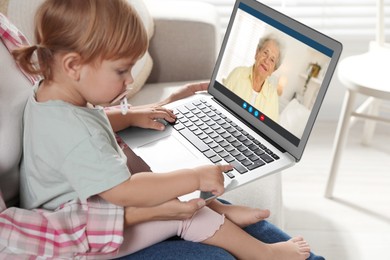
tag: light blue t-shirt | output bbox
[20,85,130,210]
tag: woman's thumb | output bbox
[188,198,206,209]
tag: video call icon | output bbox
[242,102,265,121]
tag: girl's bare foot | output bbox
[265,236,311,260]
[208,200,270,227]
[202,218,311,260]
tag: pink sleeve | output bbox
[0,194,124,259]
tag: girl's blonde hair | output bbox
[12,0,148,80]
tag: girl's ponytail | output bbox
[12,44,52,80]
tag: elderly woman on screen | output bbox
[224,34,284,122]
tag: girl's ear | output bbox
[62,52,82,81]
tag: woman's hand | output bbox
[151,198,206,220]
[161,82,209,105]
[124,198,206,226]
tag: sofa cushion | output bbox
[6,0,154,99]
[0,35,32,206]
[124,0,154,99]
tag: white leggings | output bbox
[115,206,225,257]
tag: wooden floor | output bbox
[282,120,390,260]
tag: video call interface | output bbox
[214,2,333,146]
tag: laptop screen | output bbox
[208,0,342,161]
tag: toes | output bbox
[290,236,304,243]
[297,240,309,246]
[296,240,311,253]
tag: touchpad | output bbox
[134,134,207,173]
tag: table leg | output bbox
[325,89,357,198]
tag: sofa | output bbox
[0,0,283,255]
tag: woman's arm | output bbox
[157,82,209,107]
[124,198,206,226]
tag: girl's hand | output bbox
[127,106,176,130]
[193,164,233,197]
[106,82,208,132]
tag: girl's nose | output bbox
[125,73,134,85]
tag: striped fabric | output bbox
[0,195,124,259]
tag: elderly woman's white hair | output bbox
[256,34,285,70]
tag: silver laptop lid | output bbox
[208,0,342,161]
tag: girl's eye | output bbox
[117,69,129,75]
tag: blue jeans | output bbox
[116,200,325,260]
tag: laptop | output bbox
[118,0,342,201]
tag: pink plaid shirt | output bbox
[0,13,125,259]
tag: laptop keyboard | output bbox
[172,99,280,179]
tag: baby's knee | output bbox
[179,207,225,242]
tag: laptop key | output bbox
[210,155,222,163]
[173,122,185,131]
[241,159,252,167]
[188,125,197,132]
[235,154,246,161]
[224,155,235,163]
[208,141,218,149]
[230,149,240,156]
[204,150,216,158]
[248,154,259,162]
[230,160,248,174]
[247,160,265,170]
[193,129,203,135]
[179,128,209,152]
[213,146,224,153]
[224,171,235,179]
[254,149,265,156]
[260,153,274,163]
[218,150,229,158]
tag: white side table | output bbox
[324,43,390,198]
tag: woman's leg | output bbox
[116,220,324,260]
[116,201,320,260]
[115,239,235,260]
